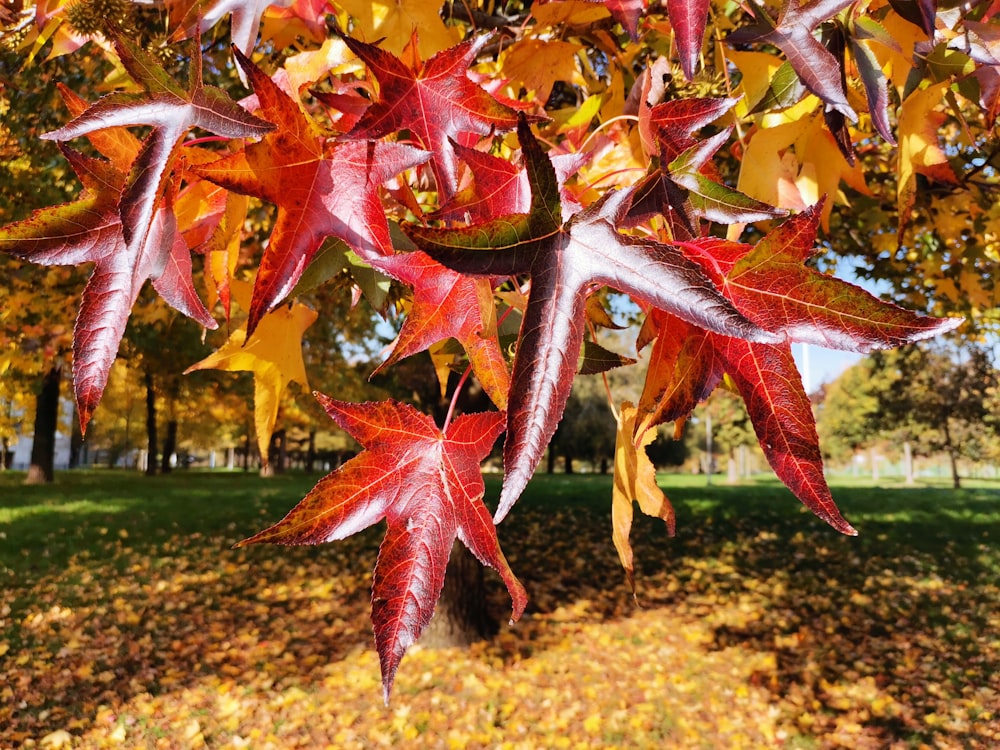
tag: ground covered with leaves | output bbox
[2,471,998,748]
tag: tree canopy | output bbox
[0,0,993,698]
[818,341,1000,486]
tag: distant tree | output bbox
[869,343,998,488]
[550,376,617,474]
[681,389,758,482]
[644,432,688,470]
[815,359,884,473]
[123,302,213,473]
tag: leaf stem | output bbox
[443,362,473,432]
[444,298,518,432]
[183,135,229,147]
[587,315,620,422]
[579,115,639,152]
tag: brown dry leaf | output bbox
[611,401,675,592]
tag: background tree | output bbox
[0,258,78,481]
[678,390,757,481]
[814,358,888,477]
[122,301,214,473]
[817,342,1000,484]
[869,342,998,488]
[83,359,144,468]
[549,375,617,474]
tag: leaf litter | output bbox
[2,486,998,749]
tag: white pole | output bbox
[801,343,812,394]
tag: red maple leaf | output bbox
[637,205,961,534]
[628,97,785,237]
[407,116,776,522]
[0,147,216,432]
[369,250,511,409]
[237,394,526,702]
[43,36,274,278]
[667,0,711,79]
[707,202,961,350]
[342,33,523,201]
[434,139,587,224]
[640,310,858,533]
[589,0,648,40]
[193,49,430,335]
[167,0,302,77]
[368,144,586,411]
[729,0,857,120]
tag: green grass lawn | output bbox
[2,469,998,748]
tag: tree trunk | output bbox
[704,410,713,486]
[267,430,288,474]
[0,398,9,470]
[144,370,158,476]
[903,441,914,485]
[727,448,738,484]
[740,444,753,479]
[420,540,497,648]
[262,428,286,476]
[563,450,574,474]
[305,429,316,473]
[160,419,177,474]
[942,419,961,489]
[68,400,83,469]
[25,365,61,485]
[547,447,556,474]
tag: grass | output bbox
[2,468,999,748]
[0,470,319,578]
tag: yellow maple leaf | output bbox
[870,8,928,98]
[499,38,584,105]
[282,37,356,95]
[202,193,248,316]
[792,113,870,230]
[737,118,810,214]
[727,50,785,116]
[531,0,611,28]
[335,0,459,59]
[186,281,317,464]
[612,402,675,593]
[929,193,973,239]
[426,338,459,400]
[961,269,994,311]
[897,82,959,235]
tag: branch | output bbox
[445,2,528,30]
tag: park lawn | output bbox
[1,470,998,749]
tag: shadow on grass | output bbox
[494,477,1000,746]
[2,471,998,746]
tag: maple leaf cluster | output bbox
[0,0,977,698]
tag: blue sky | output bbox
[792,343,859,395]
[789,253,907,394]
